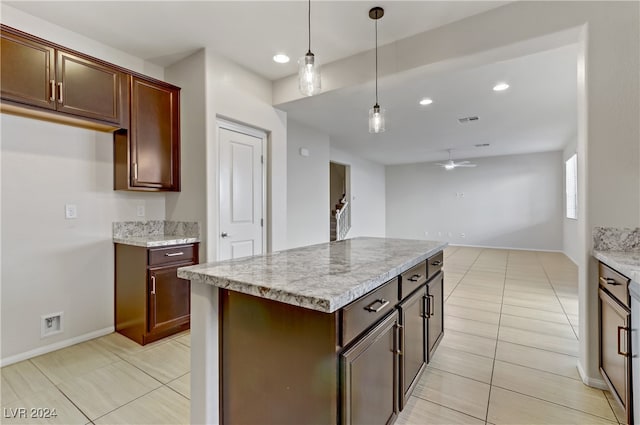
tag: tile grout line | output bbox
[410,393,488,423]
[443,248,485,303]
[490,383,620,423]
[483,248,509,423]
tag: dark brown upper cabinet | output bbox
[1,26,124,128]
[114,77,180,192]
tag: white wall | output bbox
[165,50,207,261]
[563,138,580,264]
[330,147,386,238]
[287,120,330,249]
[386,152,564,251]
[1,115,166,364]
[0,6,169,364]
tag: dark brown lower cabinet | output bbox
[341,311,400,425]
[599,287,632,422]
[399,288,426,409]
[148,265,191,335]
[115,243,198,345]
[218,251,445,425]
[427,271,444,360]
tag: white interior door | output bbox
[218,126,264,261]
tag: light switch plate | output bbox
[65,204,78,219]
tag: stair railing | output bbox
[335,201,351,241]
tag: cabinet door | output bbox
[341,311,399,425]
[426,272,444,361]
[599,287,631,421]
[148,264,191,335]
[130,77,180,191]
[398,287,426,409]
[56,50,122,124]
[1,29,55,110]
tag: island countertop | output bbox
[177,237,447,313]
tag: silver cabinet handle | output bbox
[221,232,229,238]
[133,163,138,180]
[599,276,620,286]
[364,299,389,313]
[618,326,629,356]
[165,252,184,257]
[394,323,403,355]
[408,274,422,282]
[431,260,442,266]
[151,275,156,295]
[49,80,55,101]
[57,82,63,103]
[423,295,430,318]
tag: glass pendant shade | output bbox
[368,104,386,133]
[298,52,321,96]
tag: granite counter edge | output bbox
[178,243,447,313]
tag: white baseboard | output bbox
[576,359,608,389]
[449,243,564,253]
[1,326,114,367]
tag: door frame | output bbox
[216,118,267,261]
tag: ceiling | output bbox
[5,1,577,165]
[280,44,578,164]
[5,1,508,80]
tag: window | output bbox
[566,154,577,219]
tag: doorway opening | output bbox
[329,161,351,241]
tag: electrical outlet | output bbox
[136,205,146,217]
[65,204,77,219]
[41,312,64,338]
[424,231,429,237]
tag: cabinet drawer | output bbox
[599,263,630,308]
[342,278,398,346]
[149,244,196,266]
[427,251,444,280]
[400,262,427,299]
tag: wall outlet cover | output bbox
[41,312,64,338]
[65,204,78,219]
[136,205,146,217]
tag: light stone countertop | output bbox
[112,220,200,248]
[178,237,447,313]
[113,235,200,248]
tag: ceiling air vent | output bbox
[458,116,479,124]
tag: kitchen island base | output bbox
[180,238,447,425]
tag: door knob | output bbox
[221,232,229,238]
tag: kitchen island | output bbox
[178,237,447,425]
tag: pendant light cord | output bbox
[375,17,378,105]
[307,0,312,54]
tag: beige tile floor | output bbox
[0,247,624,424]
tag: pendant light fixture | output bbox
[298,0,321,96]
[368,7,385,133]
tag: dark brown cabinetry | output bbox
[1,26,124,127]
[115,242,198,345]
[598,262,632,424]
[114,77,180,191]
[219,250,445,425]
[398,288,426,408]
[341,311,399,425]
[426,271,444,360]
[1,25,182,192]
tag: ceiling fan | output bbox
[436,149,477,170]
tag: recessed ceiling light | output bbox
[493,82,510,91]
[273,54,290,64]
[419,98,433,106]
